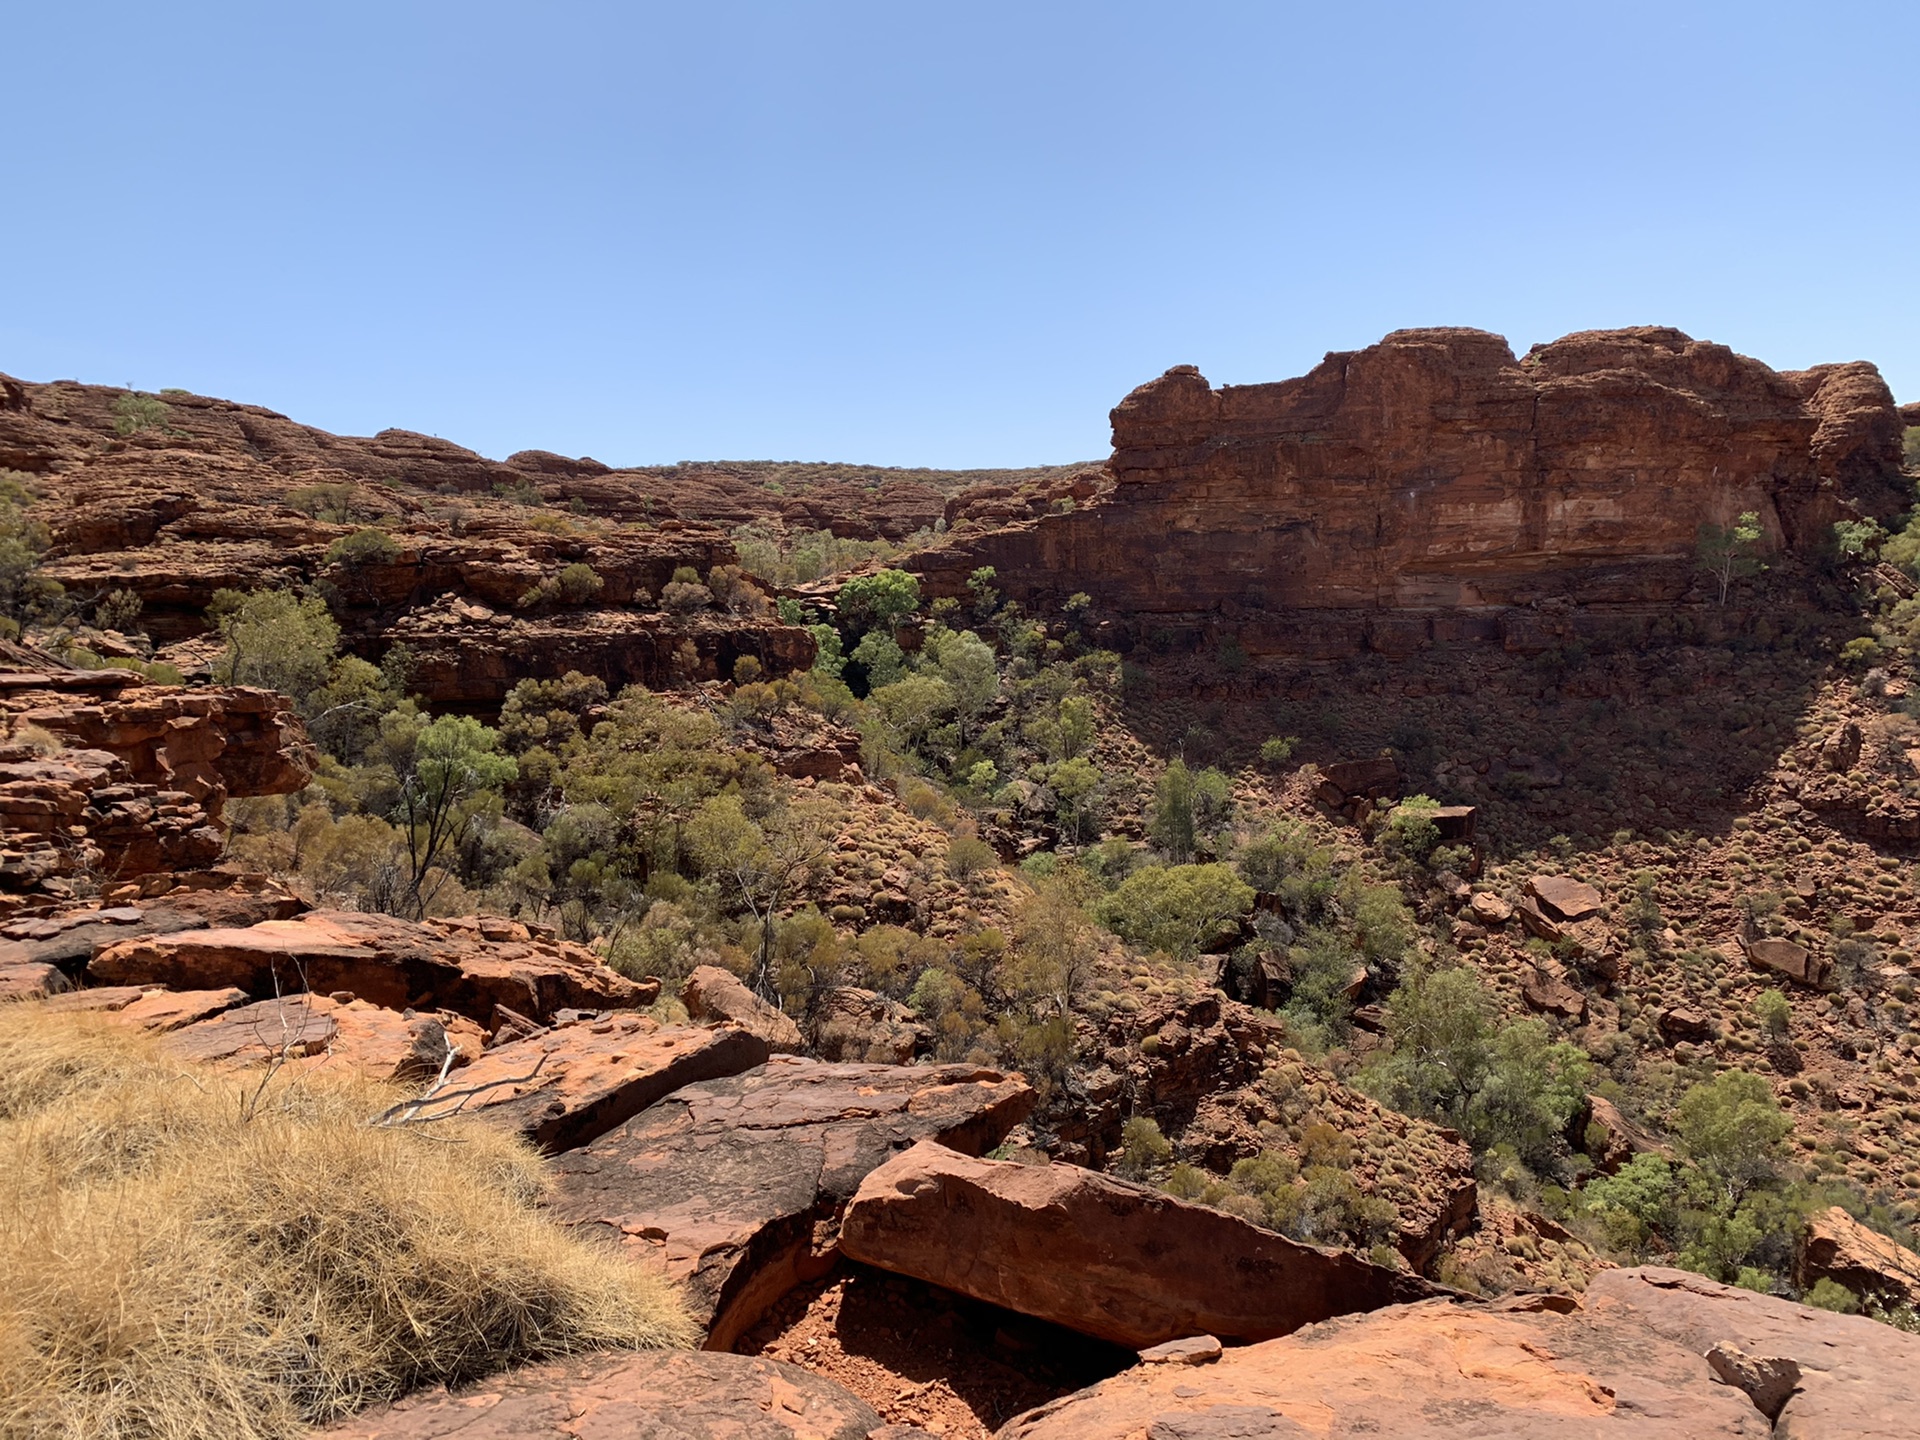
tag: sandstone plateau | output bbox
[906,327,1909,658]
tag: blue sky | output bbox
[3,2,1915,468]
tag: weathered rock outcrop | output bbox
[319,1349,884,1440]
[906,328,1909,657]
[682,963,805,1053]
[88,909,651,1025]
[998,1268,1920,1440]
[840,1142,1444,1349]
[1796,1205,1920,1307]
[0,374,1100,703]
[548,1055,1035,1347]
[0,665,311,906]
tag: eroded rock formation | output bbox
[908,327,1909,657]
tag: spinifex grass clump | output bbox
[0,1007,693,1440]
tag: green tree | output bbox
[686,794,834,998]
[848,631,905,690]
[1675,1069,1791,1203]
[930,629,999,743]
[1832,518,1887,562]
[394,715,518,918]
[324,528,401,567]
[1381,794,1443,870]
[209,589,341,707]
[111,391,170,437]
[1697,511,1765,605]
[1149,759,1197,861]
[836,568,921,636]
[1048,756,1102,840]
[1097,862,1253,960]
[0,473,61,626]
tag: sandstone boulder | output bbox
[1746,936,1831,988]
[840,1142,1443,1350]
[1579,1094,1667,1174]
[1527,874,1604,922]
[1796,1205,1920,1308]
[995,1288,1767,1440]
[1000,1269,1920,1440]
[319,1349,882,1440]
[1469,891,1513,924]
[1522,965,1586,1020]
[682,964,803,1053]
[89,910,653,1025]
[547,1055,1035,1347]
[443,1014,770,1152]
[1657,1005,1715,1043]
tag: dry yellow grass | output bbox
[0,1005,694,1440]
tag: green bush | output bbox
[1097,863,1253,960]
[324,528,400,567]
[110,391,170,437]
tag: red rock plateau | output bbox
[907,327,1910,657]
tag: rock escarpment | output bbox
[908,327,1909,657]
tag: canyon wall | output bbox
[909,327,1910,655]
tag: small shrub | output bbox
[555,562,604,605]
[1259,735,1298,768]
[1115,1115,1172,1178]
[92,587,144,633]
[324,528,401,567]
[110,392,171,437]
[945,835,997,883]
[1804,1277,1863,1313]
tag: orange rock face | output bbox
[1796,1204,1920,1307]
[88,909,652,1024]
[840,1141,1445,1350]
[319,1350,883,1440]
[1000,1268,1920,1440]
[908,328,1908,657]
[0,664,311,905]
[1,374,819,702]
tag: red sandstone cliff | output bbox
[907,327,1910,656]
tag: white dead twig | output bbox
[368,1050,547,1129]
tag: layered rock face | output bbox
[907,328,1909,656]
[0,665,311,912]
[0,375,816,702]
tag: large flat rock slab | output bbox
[994,1288,1783,1440]
[89,909,653,1024]
[320,1348,883,1440]
[1586,1266,1920,1438]
[450,1016,770,1153]
[46,982,250,1031]
[548,1055,1036,1347]
[841,1141,1442,1350]
[160,992,482,1082]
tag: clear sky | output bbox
[3,2,1915,469]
